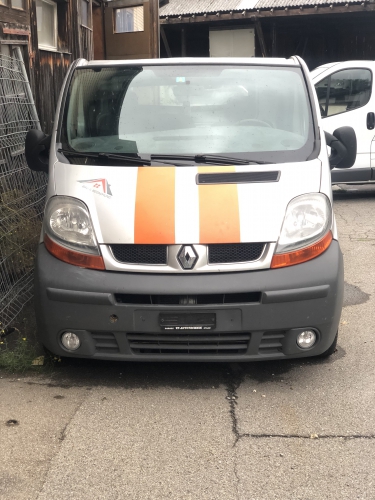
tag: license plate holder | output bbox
[159,313,216,331]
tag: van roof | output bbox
[81,57,299,68]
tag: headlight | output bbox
[276,193,332,254]
[44,196,99,255]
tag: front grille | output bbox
[208,243,265,264]
[128,332,250,355]
[258,331,285,355]
[109,243,265,266]
[110,244,167,265]
[91,332,120,354]
[115,292,261,305]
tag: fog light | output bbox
[61,332,80,351]
[296,330,317,349]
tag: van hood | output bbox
[53,160,322,245]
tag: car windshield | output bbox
[61,64,315,164]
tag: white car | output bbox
[312,60,374,183]
[25,57,356,362]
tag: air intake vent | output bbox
[115,292,261,305]
[91,332,120,354]
[197,171,280,184]
[110,244,167,265]
[258,331,285,355]
[128,332,250,355]
[208,243,265,264]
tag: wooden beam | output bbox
[254,19,267,57]
[160,25,172,57]
[181,27,186,56]
[0,40,28,45]
[271,22,277,56]
[2,28,31,36]
[160,4,375,24]
[149,0,160,58]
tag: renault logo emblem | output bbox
[177,245,198,270]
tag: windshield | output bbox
[61,64,315,164]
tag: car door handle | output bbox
[367,112,375,130]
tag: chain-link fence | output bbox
[0,50,47,329]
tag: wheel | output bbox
[319,331,338,358]
[236,119,272,127]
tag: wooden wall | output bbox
[27,0,94,133]
[160,12,375,70]
[0,0,94,134]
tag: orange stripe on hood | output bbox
[198,166,240,244]
[134,167,175,244]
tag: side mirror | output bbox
[25,129,51,173]
[324,126,356,169]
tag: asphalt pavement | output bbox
[1,183,375,500]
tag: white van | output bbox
[25,57,356,362]
[312,60,374,183]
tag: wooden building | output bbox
[0,0,94,133]
[0,0,165,132]
[159,0,375,70]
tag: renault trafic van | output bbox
[312,60,373,183]
[25,57,356,361]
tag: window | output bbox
[62,65,314,165]
[11,0,25,9]
[81,0,89,27]
[114,6,144,33]
[36,0,57,50]
[316,68,372,117]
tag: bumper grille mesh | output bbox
[128,332,250,355]
[258,331,285,355]
[110,244,167,265]
[115,292,261,305]
[91,332,120,354]
[208,243,265,264]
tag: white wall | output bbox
[209,28,255,58]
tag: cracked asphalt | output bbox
[2,183,375,499]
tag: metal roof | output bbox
[160,0,260,16]
[160,0,361,16]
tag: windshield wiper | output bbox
[58,149,152,166]
[151,154,271,165]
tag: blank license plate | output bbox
[159,313,216,331]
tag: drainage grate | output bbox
[128,332,250,355]
[258,331,285,355]
[91,332,120,354]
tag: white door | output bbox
[209,29,255,58]
[314,65,374,182]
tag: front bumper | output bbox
[35,241,344,362]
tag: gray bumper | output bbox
[34,241,344,362]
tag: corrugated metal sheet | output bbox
[160,0,361,16]
[160,0,258,16]
[255,0,360,7]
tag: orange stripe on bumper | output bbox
[198,166,240,244]
[134,167,175,244]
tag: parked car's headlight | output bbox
[271,193,332,268]
[276,193,332,253]
[44,196,99,254]
[43,196,104,270]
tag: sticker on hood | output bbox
[78,179,112,198]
